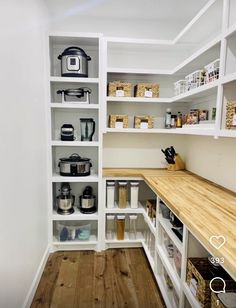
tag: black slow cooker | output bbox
[58,153,92,176]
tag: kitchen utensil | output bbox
[79,186,96,214]
[58,46,91,77]
[57,87,91,104]
[56,183,75,215]
[60,124,75,141]
[58,153,92,176]
[80,118,95,141]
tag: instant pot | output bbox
[58,47,91,77]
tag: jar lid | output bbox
[118,181,127,185]
[130,182,139,186]
[129,215,137,219]
[117,215,125,219]
[107,215,115,220]
[107,181,115,186]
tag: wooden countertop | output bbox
[103,168,236,279]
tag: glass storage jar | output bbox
[130,182,139,208]
[118,181,127,208]
[129,215,137,240]
[106,215,115,240]
[116,215,125,240]
[106,181,115,208]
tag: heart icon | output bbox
[209,235,226,250]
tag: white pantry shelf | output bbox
[53,234,97,246]
[51,140,99,147]
[142,241,155,271]
[106,127,216,136]
[52,208,98,221]
[106,96,172,103]
[218,130,236,138]
[52,173,99,183]
[159,215,183,253]
[172,80,219,102]
[105,201,145,214]
[156,245,181,296]
[155,274,175,308]
[50,76,99,84]
[107,67,172,75]
[51,103,99,109]
[224,22,236,38]
[221,72,236,85]
[183,282,201,308]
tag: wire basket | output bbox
[204,59,220,83]
[185,70,205,91]
[174,80,187,96]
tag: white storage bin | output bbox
[106,181,115,208]
[130,182,139,208]
[106,215,115,240]
[129,215,137,240]
[174,80,187,96]
[185,70,205,91]
[204,58,220,83]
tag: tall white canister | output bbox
[106,181,115,208]
[130,182,139,208]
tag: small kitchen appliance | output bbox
[58,46,91,77]
[60,124,75,141]
[80,118,95,141]
[56,183,75,215]
[57,87,91,104]
[79,186,96,214]
[58,153,92,176]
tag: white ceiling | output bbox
[45,0,209,22]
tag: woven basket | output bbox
[134,83,159,98]
[108,81,132,97]
[226,101,236,129]
[134,116,154,129]
[186,258,235,308]
[109,114,129,128]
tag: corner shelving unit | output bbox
[47,32,103,251]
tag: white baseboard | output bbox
[23,244,50,308]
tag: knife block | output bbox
[167,154,185,171]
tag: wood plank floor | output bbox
[31,248,166,308]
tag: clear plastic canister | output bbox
[106,181,115,208]
[106,215,115,240]
[118,181,127,208]
[130,182,139,208]
[116,215,125,240]
[129,215,137,240]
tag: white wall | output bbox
[185,136,236,192]
[103,134,187,168]
[0,1,49,307]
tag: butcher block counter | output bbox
[103,168,236,279]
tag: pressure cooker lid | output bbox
[58,46,91,60]
[59,153,90,162]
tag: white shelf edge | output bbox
[49,31,103,39]
[142,240,155,271]
[52,173,99,183]
[52,209,99,221]
[52,234,97,245]
[172,80,219,102]
[221,72,236,85]
[107,67,173,75]
[105,127,216,136]
[183,282,201,308]
[173,35,221,73]
[105,231,144,244]
[224,22,236,38]
[51,140,99,147]
[105,36,173,45]
[156,245,181,296]
[49,76,99,83]
[50,103,99,109]
[155,274,175,308]
[159,216,183,253]
[106,96,172,103]
[218,129,236,138]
